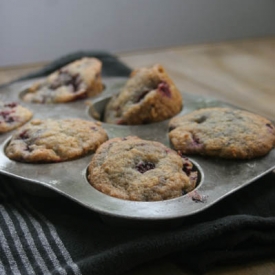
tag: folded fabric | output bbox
[0,52,275,275]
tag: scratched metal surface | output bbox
[0,78,275,222]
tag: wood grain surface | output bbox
[0,37,274,275]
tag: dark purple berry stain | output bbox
[0,110,15,123]
[91,126,98,131]
[266,123,273,129]
[182,162,192,176]
[136,161,155,173]
[49,72,81,92]
[5,117,15,123]
[4,102,17,108]
[158,82,171,98]
[70,74,82,92]
[189,191,207,203]
[19,130,29,140]
[24,145,33,152]
[0,110,12,117]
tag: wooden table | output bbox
[0,37,275,274]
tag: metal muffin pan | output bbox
[0,77,275,223]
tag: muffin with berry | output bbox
[5,118,108,163]
[0,101,32,133]
[88,136,197,201]
[23,57,103,103]
[169,107,275,159]
[104,64,182,125]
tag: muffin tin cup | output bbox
[0,77,275,226]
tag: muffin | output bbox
[0,101,32,133]
[22,57,103,103]
[169,107,275,159]
[88,136,198,201]
[104,64,182,125]
[6,118,108,163]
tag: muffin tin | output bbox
[0,77,275,225]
